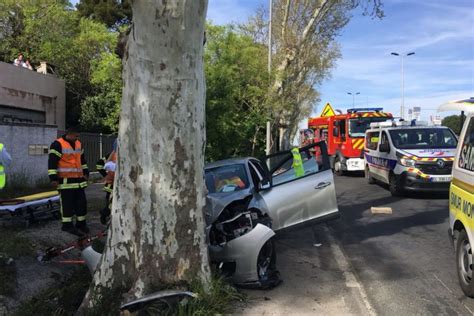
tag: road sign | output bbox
[320,103,336,117]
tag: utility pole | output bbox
[391,52,415,119]
[347,92,360,107]
[266,0,272,156]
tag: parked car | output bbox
[445,98,474,297]
[204,141,340,288]
[364,120,457,196]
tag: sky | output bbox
[70,0,473,121]
[207,0,474,122]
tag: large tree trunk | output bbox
[80,0,210,311]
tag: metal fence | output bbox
[58,131,117,171]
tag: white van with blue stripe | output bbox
[364,120,458,196]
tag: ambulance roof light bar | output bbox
[370,119,429,129]
[347,107,383,113]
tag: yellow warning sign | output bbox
[320,103,335,117]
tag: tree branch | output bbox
[280,0,291,41]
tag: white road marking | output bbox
[433,273,453,294]
[324,225,377,316]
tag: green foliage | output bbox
[144,276,245,315]
[76,0,132,29]
[442,115,462,135]
[80,52,122,133]
[205,24,270,161]
[0,0,120,128]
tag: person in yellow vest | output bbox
[0,143,12,190]
[48,127,89,236]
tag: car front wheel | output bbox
[389,173,403,196]
[257,239,280,289]
[456,229,474,297]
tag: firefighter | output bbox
[0,143,12,190]
[48,126,89,236]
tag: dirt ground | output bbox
[0,183,107,315]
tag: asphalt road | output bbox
[330,174,474,315]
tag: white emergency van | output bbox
[364,120,458,196]
[445,98,474,297]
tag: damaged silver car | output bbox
[205,142,340,288]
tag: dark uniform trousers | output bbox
[60,188,87,227]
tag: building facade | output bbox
[0,61,65,130]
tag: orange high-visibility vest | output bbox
[57,138,83,178]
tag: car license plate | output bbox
[432,176,452,182]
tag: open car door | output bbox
[259,142,340,231]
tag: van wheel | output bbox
[334,157,345,176]
[389,173,403,196]
[365,165,375,184]
[456,230,474,297]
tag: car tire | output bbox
[365,165,375,184]
[456,230,474,297]
[256,239,280,289]
[334,156,345,176]
[389,173,403,196]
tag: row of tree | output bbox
[0,0,383,159]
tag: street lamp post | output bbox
[391,52,415,119]
[347,92,360,107]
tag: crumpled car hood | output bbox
[205,189,252,225]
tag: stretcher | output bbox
[0,191,60,226]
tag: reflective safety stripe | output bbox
[81,164,88,169]
[62,217,73,223]
[58,181,88,190]
[57,168,82,172]
[49,149,62,157]
[103,184,113,193]
[77,216,86,221]
[96,165,104,170]
[48,169,58,175]
[61,148,81,154]
[0,170,5,175]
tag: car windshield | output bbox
[388,128,457,149]
[349,117,390,137]
[204,164,249,194]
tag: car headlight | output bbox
[399,158,416,167]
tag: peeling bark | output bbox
[80,0,210,311]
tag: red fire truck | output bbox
[306,105,393,175]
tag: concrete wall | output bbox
[0,62,65,130]
[0,123,57,186]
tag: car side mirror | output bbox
[259,180,271,190]
[379,143,390,153]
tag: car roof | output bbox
[205,157,256,169]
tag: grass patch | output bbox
[0,173,54,199]
[0,228,34,258]
[143,276,245,315]
[14,266,92,316]
[0,228,35,296]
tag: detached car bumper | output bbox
[401,172,451,192]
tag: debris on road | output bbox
[370,207,392,214]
